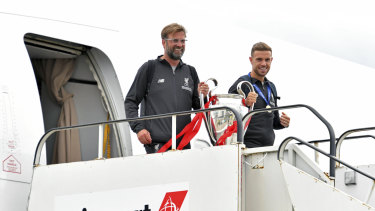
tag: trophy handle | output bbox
[236,81,255,111]
[204,78,218,130]
[237,81,256,137]
[199,78,218,109]
[236,81,254,98]
[200,78,219,146]
[205,78,218,98]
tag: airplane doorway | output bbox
[24,33,125,164]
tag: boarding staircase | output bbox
[27,105,375,210]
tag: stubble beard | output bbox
[253,66,269,78]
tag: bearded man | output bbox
[125,23,209,153]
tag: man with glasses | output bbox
[125,23,209,153]
[228,42,290,148]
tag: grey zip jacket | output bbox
[124,56,201,143]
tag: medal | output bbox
[266,105,272,112]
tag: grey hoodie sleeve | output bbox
[124,62,149,133]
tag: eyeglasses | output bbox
[164,38,187,44]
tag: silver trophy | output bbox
[200,79,254,146]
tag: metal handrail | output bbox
[33,106,244,166]
[243,104,336,177]
[336,127,375,166]
[306,135,375,144]
[300,135,375,165]
[278,136,375,182]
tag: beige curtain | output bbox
[33,59,81,163]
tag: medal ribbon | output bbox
[248,73,271,106]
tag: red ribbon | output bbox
[158,96,217,153]
[216,121,238,145]
[216,117,251,146]
[158,95,252,152]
